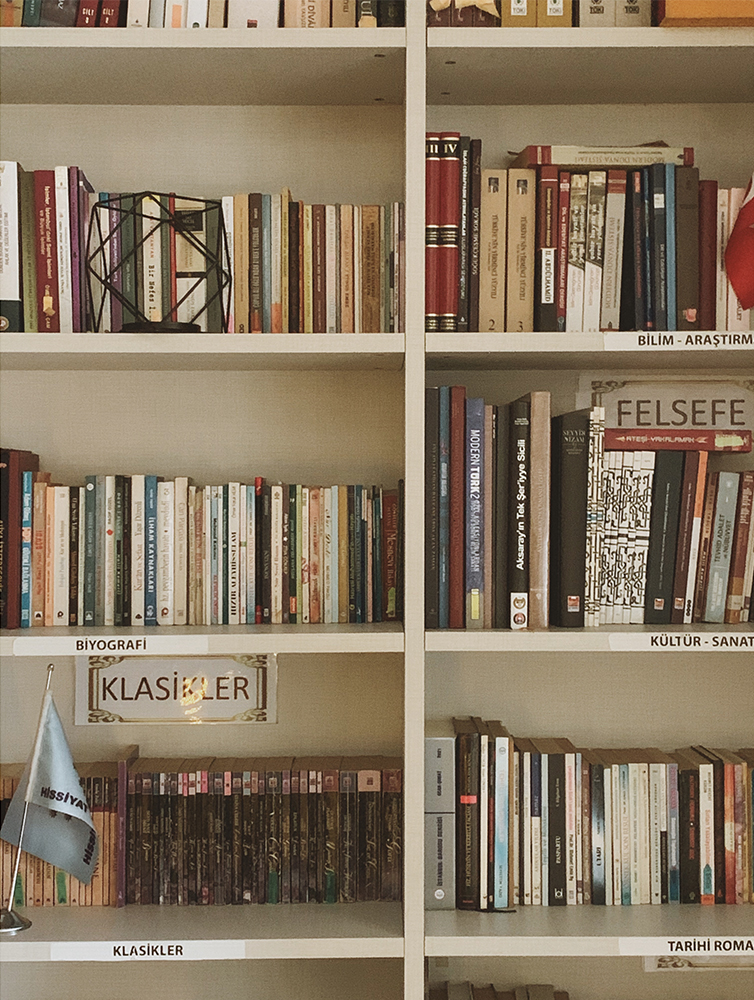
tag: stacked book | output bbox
[0,754,403,906]
[430,986,569,1000]
[424,137,751,335]
[4,0,404,28]
[0,161,405,335]
[0,449,404,629]
[427,0,754,27]
[425,718,754,910]
[425,385,754,630]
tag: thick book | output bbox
[449,385,466,629]
[478,169,507,334]
[33,171,60,333]
[644,450,684,624]
[527,391,551,630]
[0,162,22,332]
[438,386,451,629]
[698,179,719,331]
[508,397,530,630]
[600,170,627,331]
[669,450,700,624]
[675,166,700,332]
[453,718,481,910]
[493,404,510,630]
[425,132,441,333]
[437,132,461,333]
[1,449,40,630]
[426,387,440,629]
[550,409,590,627]
[650,162,668,332]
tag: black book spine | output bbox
[675,165,700,331]
[644,451,685,624]
[455,732,480,909]
[289,771,300,904]
[425,387,440,628]
[242,773,253,903]
[550,409,589,628]
[548,753,567,906]
[678,766,700,904]
[139,772,152,905]
[357,777,381,902]
[69,487,79,626]
[266,768,281,904]
[288,202,300,333]
[641,166,655,331]
[255,771,267,904]
[232,771,243,904]
[494,404,510,629]
[535,167,559,332]
[298,772,309,902]
[354,486,364,623]
[651,162,667,331]
[114,475,124,626]
[186,780,197,906]
[457,137,471,332]
[377,0,404,25]
[126,770,137,904]
[508,397,530,628]
[468,138,482,333]
[339,770,357,903]
[380,768,402,902]
[281,769,292,904]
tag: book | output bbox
[511,145,694,170]
[534,165,559,333]
[703,471,740,623]
[527,391,551,631]
[500,0,536,26]
[675,166,700,331]
[508,397,530,630]
[465,397,485,629]
[575,0,616,24]
[550,410,589,628]
[565,173,588,332]
[478,169,507,333]
[644,451,684,625]
[505,169,536,333]
[582,170,606,334]
[725,470,754,624]
[0,163,22,332]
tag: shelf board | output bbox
[1,623,405,657]
[0,333,405,371]
[0,27,405,105]
[425,905,754,956]
[426,623,754,653]
[426,332,754,371]
[0,901,404,962]
[427,26,754,105]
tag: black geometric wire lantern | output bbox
[86,192,232,333]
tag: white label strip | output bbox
[50,940,245,962]
[608,633,754,652]
[13,635,210,657]
[620,937,754,957]
[604,332,753,352]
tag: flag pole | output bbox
[0,663,55,934]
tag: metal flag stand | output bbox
[0,663,55,935]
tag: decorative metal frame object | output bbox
[85,192,232,333]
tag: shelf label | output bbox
[50,940,246,962]
[608,633,754,652]
[12,635,210,657]
[619,937,754,957]
[604,332,753,352]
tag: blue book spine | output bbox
[667,761,680,903]
[665,163,677,331]
[438,385,450,629]
[262,194,272,333]
[492,737,510,910]
[641,167,654,330]
[465,397,484,628]
[144,476,158,626]
[20,471,33,628]
[83,476,97,626]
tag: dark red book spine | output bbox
[468,138,482,332]
[98,0,124,24]
[34,170,60,333]
[438,131,461,332]
[535,165,559,332]
[698,179,718,331]
[425,132,441,333]
[76,0,100,25]
[448,384,466,629]
[556,171,570,332]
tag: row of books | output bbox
[0,161,405,335]
[430,986,569,1000]
[4,0,404,28]
[0,448,404,630]
[0,754,403,907]
[425,718,754,910]
[425,136,751,334]
[427,0,754,28]
[425,386,754,629]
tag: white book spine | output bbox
[173,476,188,626]
[149,0,167,25]
[194,487,204,625]
[52,487,69,626]
[54,167,73,335]
[104,476,116,627]
[325,204,338,333]
[228,482,241,625]
[239,484,247,624]
[142,195,162,322]
[631,451,654,624]
[477,733,488,910]
[565,173,588,332]
[77,486,85,626]
[186,0,208,25]
[583,170,606,334]
[540,753,549,906]
[126,0,150,25]
[727,188,751,331]
[330,484,339,624]
[522,750,532,906]
[602,766,613,905]
[565,753,577,905]
[614,453,633,624]
[648,763,662,904]
[715,189,729,331]
[301,486,310,624]
[188,485,197,625]
[227,0,280,27]
[221,195,235,333]
[271,484,283,624]
[157,481,175,625]
[512,751,520,904]
[698,763,715,903]
[131,474,146,626]
[0,162,20,319]
[600,178,626,330]
[203,485,212,626]
[628,762,643,904]
[611,764,622,905]
[575,753,583,903]
[247,483,256,622]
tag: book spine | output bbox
[455,732,480,909]
[693,471,719,622]
[650,162,668,331]
[703,471,740,622]
[582,170,607,333]
[494,404,510,630]
[249,193,263,333]
[457,136,471,333]
[34,171,60,332]
[425,387,440,629]
[19,471,33,627]
[157,480,175,625]
[550,410,589,627]
[508,398,530,629]
[665,162,677,332]
[715,188,729,331]
[644,451,684,624]
[675,166,701,331]
[505,169,536,333]
[669,450,700,624]
[528,390,551,631]
[565,173,588,332]
[32,478,47,626]
[725,470,754,623]
[682,449,707,623]
[478,169,507,333]
[534,165,559,333]
[68,486,79,626]
[640,167,654,332]
[465,397,485,628]
[556,172,570,332]
[468,139,482,333]
[698,178,718,331]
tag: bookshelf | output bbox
[1,9,753,1000]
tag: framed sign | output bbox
[75,654,277,725]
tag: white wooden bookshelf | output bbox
[1,7,754,1000]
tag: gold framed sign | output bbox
[75,654,277,725]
